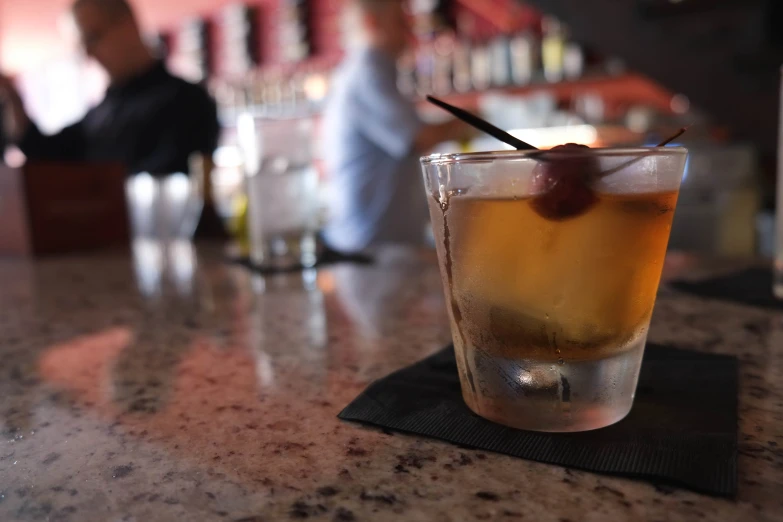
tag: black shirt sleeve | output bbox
[131,82,220,175]
[18,120,87,162]
[192,87,220,156]
[0,105,6,160]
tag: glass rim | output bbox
[420,146,688,165]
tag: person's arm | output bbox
[0,74,31,143]
[354,59,472,158]
[413,119,473,154]
[17,121,86,161]
[0,73,86,161]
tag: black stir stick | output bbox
[426,95,538,151]
[426,95,688,175]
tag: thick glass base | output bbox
[458,336,646,432]
[250,230,317,271]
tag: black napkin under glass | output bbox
[339,343,738,497]
[670,267,782,310]
[228,244,374,274]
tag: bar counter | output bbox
[0,244,781,521]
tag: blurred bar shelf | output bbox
[219,72,675,127]
[417,72,675,115]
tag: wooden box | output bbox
[0,162,130,256]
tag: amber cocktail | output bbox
[422,147,687,432]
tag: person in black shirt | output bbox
[0,104,6,162]
[0,0,219,175]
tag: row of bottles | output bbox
[398,16,589,97]
[211,15,624,120]
[211,68,331,122]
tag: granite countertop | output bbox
[0,244,781,522]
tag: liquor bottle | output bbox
[490,34,512,87]
[452,39,473,93]
[541,17,565,83]
[415,41,435,96]
[432,32,455,95]
[510,31,538,86]
[397,52,418,97]
[230,192,251,257]
[470,42,492,91]
[563,36,585,80]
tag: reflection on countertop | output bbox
[0,244,781,521]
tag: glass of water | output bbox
[238,115,320,270]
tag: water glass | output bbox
[238,115,320,270]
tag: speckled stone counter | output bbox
[1,244,781,522]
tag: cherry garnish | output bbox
[424,95,687,222]
[530,143,600,220]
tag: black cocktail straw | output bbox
[426,95,538,151]
[426,95,688,174]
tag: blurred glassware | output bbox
[130,235,202,298]
[126,172,202,241]
[478,93,529,132]
[478,91,557,131]
[670,143,760,257]
[237,115,320,270]
[573,92,606,124]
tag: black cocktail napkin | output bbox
[339,344,738,497]
[228,245,374,275]
[670,267,783,310]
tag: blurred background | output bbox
[1,0,781,258]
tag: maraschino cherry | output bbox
[530,143,599,220]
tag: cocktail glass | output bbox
[421,147,688,432]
